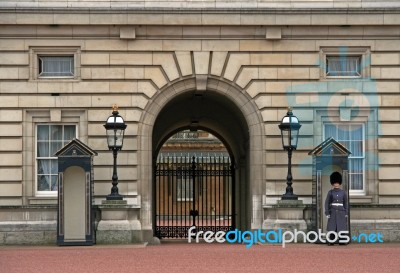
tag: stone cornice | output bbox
[1,0,400,11]
[2,7,400,26]
[2,7,400,14]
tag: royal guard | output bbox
[324,171,348,246]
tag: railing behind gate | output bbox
[155,155,234,238]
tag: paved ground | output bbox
[1,241,400,273]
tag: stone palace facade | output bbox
[0,0,400,244]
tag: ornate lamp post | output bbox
[104,104,127,200]
[279,107,301,200]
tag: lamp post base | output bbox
[281,193,298,200]
[106,194,123,201]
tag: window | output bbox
[36,124,76,193]
[172,131,199,139]
[326,56,361,77]
[324,123,364,192]
[38,56,74,77]
[320,47,370,79]
[176,167,193,201]
[29,47,81,80]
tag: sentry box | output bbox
[309,137,351,241]
[55,139,97,246]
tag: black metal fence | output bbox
[155,155,234,239]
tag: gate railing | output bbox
[155,155,234,238]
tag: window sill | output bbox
[38,76,75,79]
[29,78,80,83]
[326,76,361,79]
[349,195,373,204]
[322,77,364,80]
[28,196,57,205]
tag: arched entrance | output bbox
[138,77,265,240]
[155,130,234,238]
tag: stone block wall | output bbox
[0,4,399,243]
[0,207,57,245]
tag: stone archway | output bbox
[137,76,265,240]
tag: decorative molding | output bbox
[2,1,400,12]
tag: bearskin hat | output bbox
[330,171,342,185]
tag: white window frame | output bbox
[30,47,81,80]
[323,123,366,195]
[38,55,75,78]
[35,123,78,196]
[321,47,370,79]
[326,55,362,78]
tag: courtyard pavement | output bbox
[1,241,399,273]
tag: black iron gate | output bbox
[155,155,235,238]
